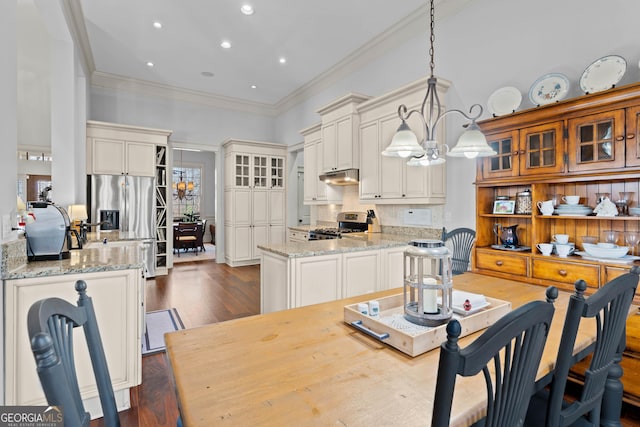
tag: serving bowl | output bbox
[582,243,629,259]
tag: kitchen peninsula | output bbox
[258,229,440,313]
[0,235,145,418]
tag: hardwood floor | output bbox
[90,260,260,427]
[91,260,640,426]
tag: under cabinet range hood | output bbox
[319,169,359,186]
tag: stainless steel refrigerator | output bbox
[88,174,156,277]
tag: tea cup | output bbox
[556,244,573,258]
[562,195,581,205]
[537,200,554,215]
[536,243,553,256]
[552,234,570,244]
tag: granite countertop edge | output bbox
[258,233,416,258]
[2,238,145,280]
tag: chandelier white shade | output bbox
[447,122,496,158]
[381,120,425,158]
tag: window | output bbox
[172,166,201,219]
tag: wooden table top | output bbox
[164,273,609,426]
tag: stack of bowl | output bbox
[582,242,629,259]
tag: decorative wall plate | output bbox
[528,73,570,106]
[487,86,522,116]
[580,55,626,94]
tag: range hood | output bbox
[319,169,359,186]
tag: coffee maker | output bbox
[25,202,79,261]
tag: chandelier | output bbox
[173,149,195,200]
[381,0,496,165]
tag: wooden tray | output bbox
[344,293,511,357]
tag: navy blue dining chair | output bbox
[524,267,639,427]
[28,280,120,427]
[432,286,558,427]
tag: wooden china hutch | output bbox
[474,81,640,406]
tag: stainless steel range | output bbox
[308,212,369,240]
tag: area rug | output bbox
[142,308,185,355]
[173,243,216,264]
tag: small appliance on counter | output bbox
[25,202,79,261]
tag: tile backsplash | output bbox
[312,185,445,229]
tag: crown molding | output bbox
[91,71,279,116]
[65,0,95,75]
[79,0,474,118]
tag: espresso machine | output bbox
[25,202,79,261]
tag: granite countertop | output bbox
[1,235,145,280]
[258,232,414,258]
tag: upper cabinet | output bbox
[300,123,342,205]
[477,82,640,182]
[567,109,626,172]
[357,78,448,204]
[86,121,171,177]
[481,122,565,180]
[316,93,370,173]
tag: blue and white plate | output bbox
[528,73,570,106]
[580,55,626,94]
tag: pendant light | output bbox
[381,0,496,165]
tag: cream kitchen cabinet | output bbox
[342,250,382,297]
[287,227,310,242]
[223,139,287,266]
[301,123,341,204]
[316,93,370,173]
[86,121,170,177]
[260,245,405,313]
[381,245,408,290]
[4,268,143,414]
[357,78,447,204]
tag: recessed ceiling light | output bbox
[250,84,257,89]
[279,57,286,64]
[220,40,231,49]
[146,61,154,67]
[240,4,254,15]
[201,71,214,77]
[153,21,162,29]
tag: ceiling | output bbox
[78,0,429,107]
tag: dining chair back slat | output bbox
[525,266,639,427]
[432,286,558,427]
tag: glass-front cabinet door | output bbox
[270,156,285,189]
[234,154,250,187]
[567,110,625,172]
[253,155,268,188]
[481,130,519,179]
[625,106,640,167]
[518,122,565,176]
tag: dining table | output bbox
[164,273,635,426]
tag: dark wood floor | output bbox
[92,260,640,426]
[90,259,260,427]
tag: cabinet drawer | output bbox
[532,259,599,287]
[476,250,528,276]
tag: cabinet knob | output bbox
[627,134,636,140]
[616,135,625,141]
[402,194,406,197]
[519,150,526,155]
[495,260,504,266]
[512,151,519,156]
[558,269,568,277]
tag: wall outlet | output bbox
[2,215,11,239]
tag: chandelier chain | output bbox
[429,0,435,77]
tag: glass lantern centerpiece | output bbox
[403,239,453,327]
